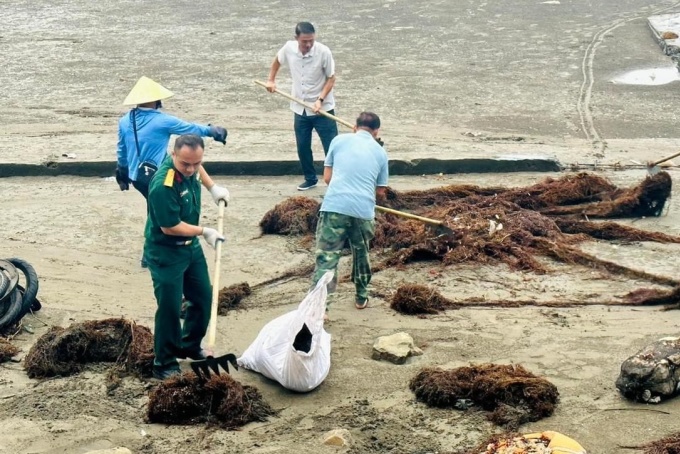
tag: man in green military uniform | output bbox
[145,134,228,380]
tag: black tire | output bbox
[0,289,22,330]
[0,260,18,302]
[8,258,39,318]
[0,270,8,303]
[14,284,42,312]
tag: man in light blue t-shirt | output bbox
[312,112,388,312]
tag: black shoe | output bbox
[297,180,318,191]
[152,366,181,380]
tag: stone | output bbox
[323,429,352,447]
[84,448,133,454]
[616,336,680,403]
[372,332,423,365]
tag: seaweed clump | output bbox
[390,284,454,315]
[218,282,252,315]
[147,372,276,428]
[0,338,19,363]
[409,364,559,429]
[24,318,154,378]
[259,196,320,235]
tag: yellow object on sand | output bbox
[524,431,586,453]
[123,76,174,106]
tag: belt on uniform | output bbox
[167,239,193,246]
[174,240,192,246]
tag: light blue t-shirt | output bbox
[116,108,212,181]
[320,130,389,220]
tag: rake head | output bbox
[424,223,458,242]
[190,353,239,382]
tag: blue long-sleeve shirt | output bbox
[116,108,212,181]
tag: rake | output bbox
[190,199,239,381]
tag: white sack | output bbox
[237,271,333,392]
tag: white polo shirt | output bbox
[277,40,336,115]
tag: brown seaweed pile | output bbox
[390,284,456,314]
[259,196,320,235]
[218,282,252,315]
[384,172,670,218]
[147,372,276,428]
[633,432,680,454]
[409,364,559,429]
[0,338,19,362]
[623,287,680,309]
[24,318,154,379]
[389,283,680,315]
[258,173,678,291]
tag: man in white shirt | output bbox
[265,22,338,191]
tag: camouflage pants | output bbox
[312,211,375,302]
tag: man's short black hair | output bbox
[295,22,315,36]
[356,112,381,131]
[174,134,205,152]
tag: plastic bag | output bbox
[237,271,333,392]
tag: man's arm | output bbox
[161,222,223,248]
[265,57,282,93]
[116,124,128,167]
[313,75,336,113]
[376,186,387,204]
[198,165,230,205]
[198,166,215,189]
[163,114,211,137]
[161,222,204,237]
[323,166,333,185]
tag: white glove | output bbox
[209,185,230,206]
[202,227,225,249]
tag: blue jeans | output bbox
[294,110,339,183]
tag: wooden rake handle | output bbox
[254,80,355,129]
[375,205,444,227]
[206,199,226,349]
[651,150,680,167]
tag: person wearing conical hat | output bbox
[116,76,230,267]
[116,76,228,197]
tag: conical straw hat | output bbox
[123,76,174,105]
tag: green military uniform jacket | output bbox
[145,157,202,249]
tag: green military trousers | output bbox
[312,211,375,302]
[145,241,212,369]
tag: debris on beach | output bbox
[390,284,454,315]
[616,336,680,403]
[24,318,154,379]
[218,282,252,314]
[259,196,320,236]
[147,372,276,428]
[0,338,19,362]
[457,431,586,454]
[409,364,559,429]
[638,432,680,454]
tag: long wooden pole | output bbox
[254,80,355,129]
[206,199,226,349]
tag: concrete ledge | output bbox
[648,14,680,57]
[0,157,561,178]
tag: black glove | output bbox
[376,137,385,147]
[115,166,130,191]
[209,125,228,145]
